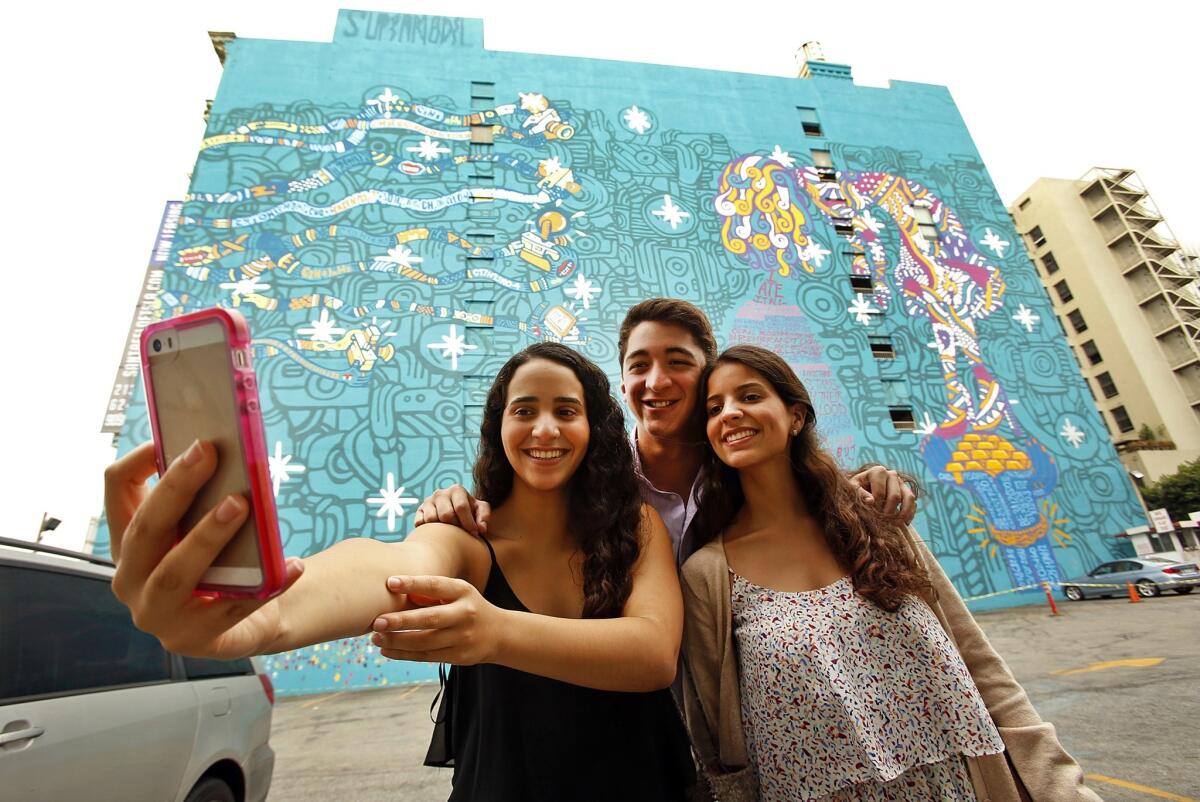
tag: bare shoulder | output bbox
[638,503,670,548]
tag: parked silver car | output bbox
[0,536,275,802]
[1060,556,1200,601]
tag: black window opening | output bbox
[1028,225,1047,248]
[1018,198,1031,210]
[1111,405,1134,433]
[1054,279,1074,303]
[869,337,896,359]
[889,408,917,431]
[833,219,855,236]
[0,566,172,702]
[1081,339,1103,365]
[1042,252,1060,274]
[882,380,916,431]
[467,231,497,245]
[1096,371,1119,398]
[1067,309,1087,333]
[797,106,823,137]
[849,274,873,293]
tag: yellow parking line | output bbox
[393,685,422,701]
[1053,657,1164,676]
[1086,774,1199,802]
[299,690,346,710]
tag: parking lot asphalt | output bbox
[267,591,1200,801]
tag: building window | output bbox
[1018,198,1031,210]
[470,80,495,107]
[1081,339,1103,365]
[1096,371,1118,398]
[811,149,835,180]
[1054,279,1073,303]
[1111,405,1134,433]
[1028,226,1047,248]
[912,205,938,244]
[797,106,823,137]
[1067,309,1088,333]
[1178,528,1198,550]
[889,408,917,431]
[833,219,855,236]
[470,124,494,145]
[1147,532,1175,553]
[869,336,896,359]
[849,274,873,293]
[1042,252,1059,274]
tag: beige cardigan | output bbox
[680,529,1104,802]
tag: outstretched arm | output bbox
[373,505,683,692]
[106,440,477,659]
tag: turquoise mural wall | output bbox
[102,9,1143,693]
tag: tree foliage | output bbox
[1142,458,1200,521]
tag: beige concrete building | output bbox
[1010,168,1200,485]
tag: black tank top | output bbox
[424,536,695,801]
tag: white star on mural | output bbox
[769,145,795,168]
[800,242,832,268]
[268,441,307,497]
[1012,304,1040,333]
[1060,418,1086,449]
[622,105,652,135]
[539,156,564,174]
[366,472,419,532]
[427,324,477,370]
[378,245,424,271]
[407,135,450,161]
[980,227,1010,257]
[219,277,270,298]
[297,308,346,343]
[848,295,879,325]
[564,274,602,309]
[651,194,691,230]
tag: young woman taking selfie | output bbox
[104,342,694,801]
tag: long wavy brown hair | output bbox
[694,345,931,611]
[473,342,642,619]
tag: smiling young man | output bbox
[415,297,916,564]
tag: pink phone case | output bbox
[140,308,286,599]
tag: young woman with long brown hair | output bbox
[681,344,1100,802]
[104,342,695,801]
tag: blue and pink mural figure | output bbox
[715,154,1064,588]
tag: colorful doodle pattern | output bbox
[103,79,1137,693]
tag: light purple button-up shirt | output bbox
[630,429,705,566]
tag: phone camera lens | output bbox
[152,339,162,353]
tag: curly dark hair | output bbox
[472,342,643,618]
[694,345,931,612]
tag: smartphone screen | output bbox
[146,321,263,586]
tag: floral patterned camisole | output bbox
[731,573,1005,801]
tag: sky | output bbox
[6,0,1196,551]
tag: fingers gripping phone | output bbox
[140,308,286,599]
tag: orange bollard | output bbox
[1042,582,1059,616]
[1127,582,1142,603]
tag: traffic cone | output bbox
[1127,582,1141,603]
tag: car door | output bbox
[1086,562,1117,597]
[0,564,200,802]
[1106,560,1141,592]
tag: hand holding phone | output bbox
[139,308,286,599]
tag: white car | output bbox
[0,536,275,802]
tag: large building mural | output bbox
[101,10,1142,693]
